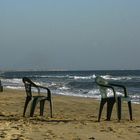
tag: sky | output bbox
[0,0,140,70]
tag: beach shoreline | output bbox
[0,88,140,140]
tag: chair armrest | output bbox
[109,83,127,97]
[23,77,52,100]
[35,85,51,99]
[97,83,116,98]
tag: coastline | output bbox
[1,70,140,104]
[0,88,140,140]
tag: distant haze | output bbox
[0,0,140,70]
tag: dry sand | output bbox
[0,88,140,140]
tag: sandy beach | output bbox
[0,88,140,140]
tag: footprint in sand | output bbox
[0,131,7,139]
[10,134,24,140]
[0,121,28,140]
[89,137,95,139]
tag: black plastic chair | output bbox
[22,77,53,117]
[95,76,132,122]
[0,80,3,92]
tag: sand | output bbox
[0,88,140,140]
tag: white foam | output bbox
[6,86,24,90]
[74,74,96,80]
[59,86,70,90]
[2,78,22,84]
[101,75,132,81]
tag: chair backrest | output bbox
[95,76,109,98]
[22,77,37,97]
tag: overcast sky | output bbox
[0,0,140,70]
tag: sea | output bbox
[0,70,140,104]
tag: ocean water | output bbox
[0,70,140,104]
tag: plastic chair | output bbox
[22,77,53,117]
[95,76,132,121]
[0,80,3,92]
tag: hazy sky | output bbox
[0,0,140,70]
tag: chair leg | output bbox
[30,97,39,117]
[0,86,3,92]
[106,98,115,121]
[128,101,132,120]
[50,99,53,118]
[23,96,31,117]
[98,99,106,122]
[40,99,53,117]
[117,97,121,121]
[40,100,45,116]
